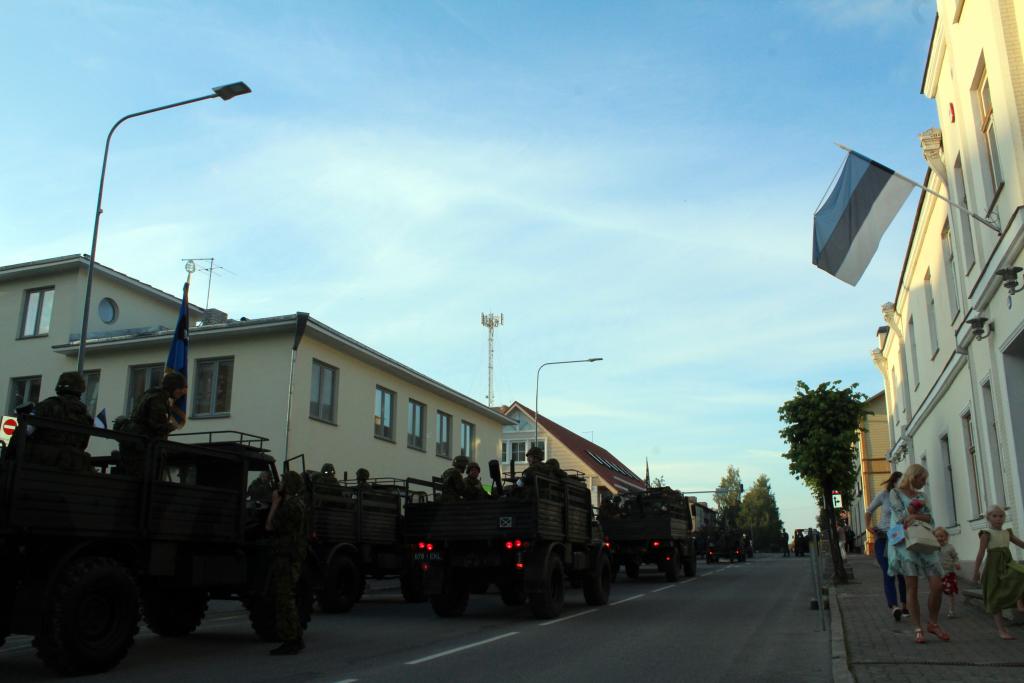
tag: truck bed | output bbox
[600,514,690,541]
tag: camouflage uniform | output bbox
[463,466,488,500]
[270,471,308,645]
[123,387,177,439]
[247,472,273,504]
[318,463,339,486]
[439,456,468,502]
[28,373,93,471]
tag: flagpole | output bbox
[835,143,1001,234]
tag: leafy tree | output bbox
[778,380,867,583]
[650,474,667,488]
[738,474,784,551]
[713,466,743,529]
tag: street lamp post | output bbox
[76,82,252,374]
[534,357,603,448]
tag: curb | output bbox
[829,586,855,683]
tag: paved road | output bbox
[1,554,830,682]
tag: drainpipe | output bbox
[283,312,310,462]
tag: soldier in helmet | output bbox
[462,461,489,500]
[247,470,274,505]
[355,467,371,489]
[266,470,308,655]
[439,455,468,502]
[319,463,338,486]
[116,371,187,476]
[27,371,94,471]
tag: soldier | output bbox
[247,471,274,505]
[116,371,187,476]
[355,467,371,489]
[463,461,489,500]
[319,463,339,485]
[266,470,308,655]
[439,455,468,501]
[27,372,93,471]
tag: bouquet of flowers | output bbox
[905,498,924,527]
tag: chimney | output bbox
[200,308,229,325]
[919,128,946,185]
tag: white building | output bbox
[874,0,1024,572]
[0,255,512,481]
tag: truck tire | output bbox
[624,559,640,580]
[34,556,140,676]
[318,554,362,614]
[248,574,314,641]
[583,554,611,606]
[142,588,208,636]
[664,552,681,582]
[499,580,527,606]
[400,570,428,603]
[529,556,565,619]
[430,574,469,617]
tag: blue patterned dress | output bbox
[886,488,943,578]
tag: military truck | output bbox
[403,462,611,619]
[298,469,429,612]
[598,486,697,581]
[0,416,314,675]
[706,526,746,563]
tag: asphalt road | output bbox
[1,553,831,682]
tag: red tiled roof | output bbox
[503,402,645,492]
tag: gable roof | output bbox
[503,401,645,492]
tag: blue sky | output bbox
[1,0,940,532]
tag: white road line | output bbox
[538,608,598,627]
[0,645,33,656]
[333,679,358,683]
[651,584,677,593]
[610,593,644,606]
[405,632,518,665]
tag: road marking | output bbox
[333,679,358,683]
[206,614,247,623]
[610,593,644,606]
[0,644,33,656]
[651,584,677,593]
[538,608,598,626]
[405,632,518,665]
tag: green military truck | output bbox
[706,526,746,563]
[403,462,611,619]
[598,487,697,581]
[0,416,314,675]
[300,471,428,612]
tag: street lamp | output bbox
[76,82,252,373]
[534,357,603,448]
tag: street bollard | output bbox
[808,532,827,631]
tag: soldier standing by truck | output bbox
[26,371,93,471]
[266,470,308,655]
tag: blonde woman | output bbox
[887,464,948,644]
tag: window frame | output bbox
[82,370,100,417]
[975,67,1003,197]
[407,399,426,451]
[962,410,984,518]
[7,375,41,413]
[125,364,164,414]
[374,386,396,442]
[436,410,452,458]
[192,356,234,418]
[923,271,939,358]
[952,156,976,273]
[19,287,55,339]
[460,420,476,459]
[309,359,339,424]
[907,317,920,389]
[501,438,545,464]
[941,223,961,322]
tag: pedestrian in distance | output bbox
[439,455,468,501]
[933,527,960,618]
[865,471,908,621]
[266,470,308,655]
[781,529,790,557]
[793,529,804,557]
[971,505,1024,640]
[887,464,948,644]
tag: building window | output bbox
[83,370,100,417]
[941,224,960,321]
[7,376,41,413]
[501,438,544,464]
[193,357,233,417]
[953,157,976,271]
[898,345,912,416]
[980,381,1006,505]
[963,411,983,518]
[20,287,54,338]
[924,272,939,357]
[976,66,1003,197]
[460,420,476,459]
[98,297,119,324]
[374,386,395,441]
[939,435,957,526]
[406,399,426,450]
[126,364,163,413]
[435,411,452,458]
[907,318,920,388]
[309,360,338,423]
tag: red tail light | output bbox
[426,543,434,551]
[515,562,525,570]
[652,540,661,548]
[514,539,523,548]
[665,556,671,561]
[417,541,426,549]
[505,541,514,550]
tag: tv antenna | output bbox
[181,257,232,309]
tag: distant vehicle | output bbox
[706,527,746,563]
[598,487,697,581]
[0,416,314,675]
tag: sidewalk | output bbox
[833,553,1024,682]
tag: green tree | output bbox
[778,380,867,583]
[650,474,667,488]
[713,466,743,529]
[738,474,784,551]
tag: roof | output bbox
[503,402,645,492]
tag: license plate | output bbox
[413,551,442,561]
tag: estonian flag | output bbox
[813,150,915,285]
[165,281,190,414]
[93,408,107,429]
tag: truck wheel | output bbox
[529,556,565,619]
[683,553,697,578]
[400,571,428,603]
[664,553,681,582]
[583,554,611,606]
[430,574,469,617]
[248,574,314,641]
[142,588,208,636]
[318,555,362,614]
[499,580,527,606]
[624,560,640,580]
[34,556,140,676]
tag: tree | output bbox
[650,474,667,488]
[713,466,743,529]
[778,380,867,583]
[738,474,784,551]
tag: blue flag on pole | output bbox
[166,281,190,414]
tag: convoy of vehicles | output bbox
[598,487,697,581]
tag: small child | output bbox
[934,527,960,617]
[972,505,1024,640]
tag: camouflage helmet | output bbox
[356,467,370,481]
[55,371,86,396]
[281,470,305,495]
[526,446,544,462]
[321,463,336,476]
[546,458,561,471]
[452,454,469,470]
[466,460,481,473]
[162,370,187,392]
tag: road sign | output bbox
[1,416,18,447]
[831,492,843,509]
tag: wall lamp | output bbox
[966,316,993,341]
[995,267,1023,308]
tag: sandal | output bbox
[892,607,902,622]
[914,628,926,644]
[927,623,950,641]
